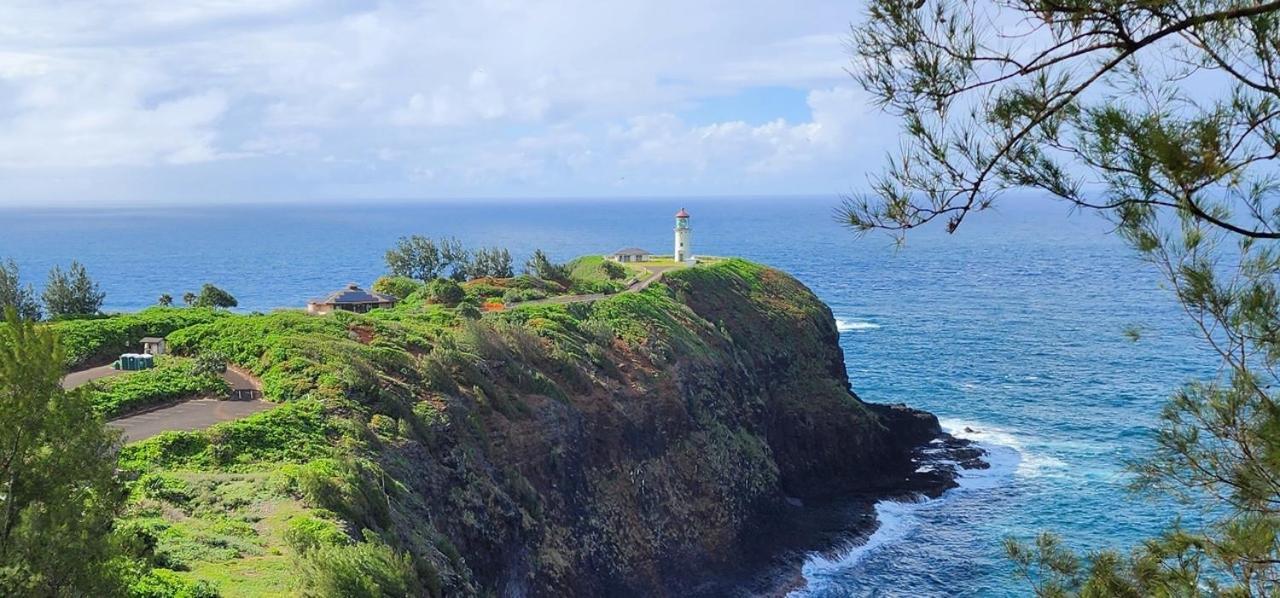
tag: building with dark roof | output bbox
[609,247,653,263]
[307,283,398,315]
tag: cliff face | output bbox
[375,260,943,596]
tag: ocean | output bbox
[0,196,1214,596]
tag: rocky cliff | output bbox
[121,259,955,596]
[369,260,947,596]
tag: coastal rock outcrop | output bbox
[371,260,953,596]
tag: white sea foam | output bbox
[789,420,1024,596]
[836,318,881,332]
[797,498,924,580]
[941,419,1064,476]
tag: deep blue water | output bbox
[0,197,1214,596]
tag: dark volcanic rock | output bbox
[366,261,974,597]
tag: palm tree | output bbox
[157,293,173,306]
[182,292,196,306]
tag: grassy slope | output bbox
[73,258,841,596]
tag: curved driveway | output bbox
[63,361,274,443]
[108,366,271,442]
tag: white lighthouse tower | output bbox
[674,208,693,263]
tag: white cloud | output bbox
[612,86,865,176]
[390,68,549,127]
[0,54,230,167]
[0,0,892,203]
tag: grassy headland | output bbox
[43,257,921,597]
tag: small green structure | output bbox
[113,353,155,371]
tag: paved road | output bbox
[223,365,262,393]
[109,398,275,442]
[62,365,123,389]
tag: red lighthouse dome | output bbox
[675,208,690,218]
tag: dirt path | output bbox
[519,265,678,307]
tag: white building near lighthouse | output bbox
[674,208,693,263]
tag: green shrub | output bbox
[570,279,624,294]
[509,274,562,292]
[290,457,390,530]
[127,568,220,598]
[192,284,237,309]
[371,276,422,300]
[567,255,627,280]
[461,280,505,301]
[587,284,705,350]
[457,301,482,320]
[284,515,350,555]
[501,288,547,304]
[423,278,464,307]
[367,414,398,439]
[295,532,417,598]
[565,256,637,294]
[189,352,228,376]
[138,473,195,505]
[165,312,358,402]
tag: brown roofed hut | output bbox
[307,283,398,315]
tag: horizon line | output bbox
[0,192,858,211]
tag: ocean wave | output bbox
[796,498,924,582]
[941,419,1064,476]
[836,319,881,332]
[790,420,1023,596]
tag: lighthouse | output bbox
[674,208,693,263]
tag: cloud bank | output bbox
[0,0,890,204]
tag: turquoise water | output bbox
[0,197,1214,596]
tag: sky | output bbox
[0,0,896,206]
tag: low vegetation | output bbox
[371,276,423,300]
[422,279,464,307]
[113,257,737,592]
